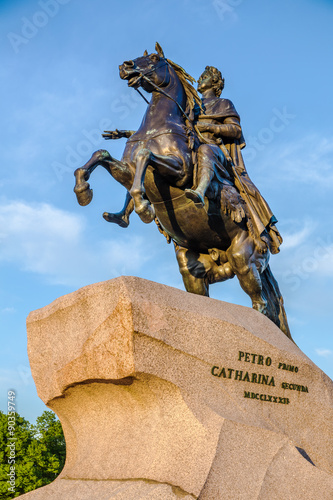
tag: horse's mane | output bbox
[166,59,203,115]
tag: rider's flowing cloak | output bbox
[201,97,282,254]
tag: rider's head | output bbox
[198,66,225,97]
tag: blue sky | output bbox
[1,0,332,423]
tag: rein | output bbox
[131,61,168,105]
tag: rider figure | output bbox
[186,66,282,254]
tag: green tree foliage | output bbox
[0,410,66,498]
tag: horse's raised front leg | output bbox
[129,148,184,223]
[74,149,133,206]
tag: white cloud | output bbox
[0,200,151,287]
[273,135,333,187]
[281,219,316,249]
[268,218,333,318]
[0,367,32,388]
[315,348,333,357]
[1,307,15,314]
[272,218,333,281]
[253,134,333,190]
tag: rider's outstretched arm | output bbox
[102,129,136,140]
[100,129,136,227]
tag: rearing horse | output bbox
[74,43,291,340]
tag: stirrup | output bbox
[185,189,205,206]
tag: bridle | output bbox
[128,57,221,149]
[130,59,192,123]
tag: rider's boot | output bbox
[185,163,214,207]
[185,188,205,206]
[103,191,134,228]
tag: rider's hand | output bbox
[102,129,125,140]
[196,122,214,132]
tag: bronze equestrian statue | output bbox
[74,43,291,340]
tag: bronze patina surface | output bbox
[74,43,291,339]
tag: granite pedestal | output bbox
[19,277,333,499]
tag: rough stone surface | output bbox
[17,479,195,499]
[19,276,333,499]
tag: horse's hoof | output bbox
[74,182,93,206]
[103,212,129,228]
[252,301,267,315]
[136,203,155,224]
[185,189,205,207]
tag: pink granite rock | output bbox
[19,276,333,499]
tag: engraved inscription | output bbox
[278,362,299,373]
[244,391,290,404]
[281,382,308,393]
[238,351,272,366]
[211,366,275,386]
[210,350,310,405]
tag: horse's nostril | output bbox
[124,60,135,67]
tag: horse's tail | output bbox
[261,265,293,341]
